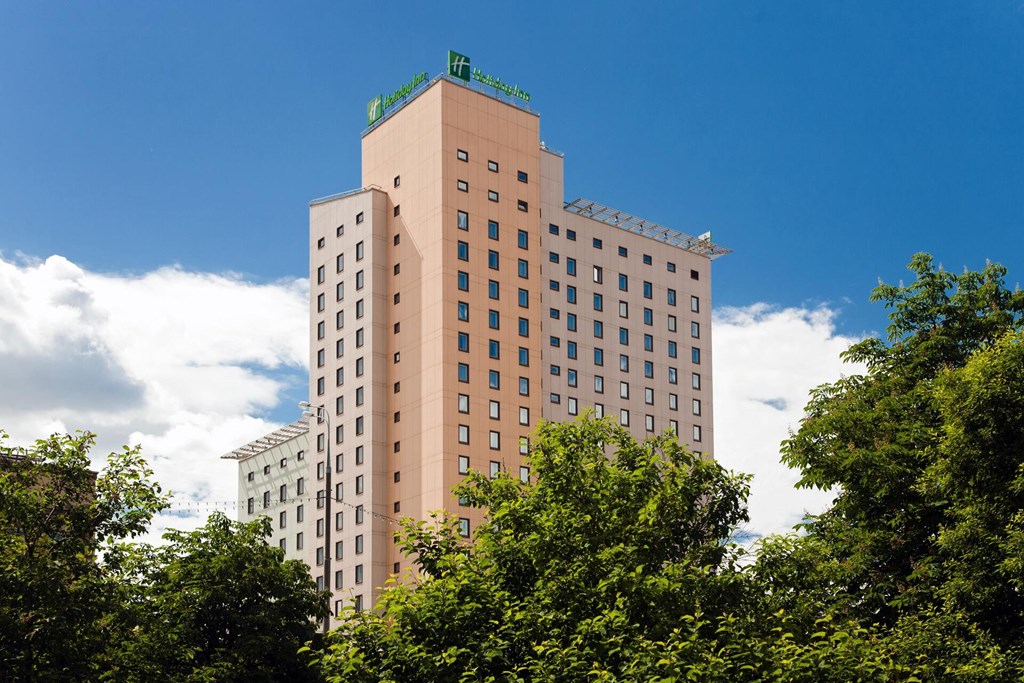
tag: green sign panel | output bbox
[448,50,471,82]
[366,71,428,127]
[447,50,530,103]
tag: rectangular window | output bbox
[567,285,577,304]
[489,339,500,359]
[670,393,678,411]
[549,223,559,236]
[593,238,603,249]
[644,360,654,378]
[488,159,499,172]
[645,387,654,405]
[488,190,499,202]
[618,273,628,291]
[459,518,470,537]
[490,461,500,479]
[620,381,630,399]
[593,293,603,311]
[488,279,499,299]
[690,295,699,312]
[668,341,678,358]
[458,393,469,413]
[459,455,470,474]
[356,241,364,261]
[518,259,529,278]
[488,220,499,240]
[519,377,530,396]
[488,370,499,389]
[593,266,603,283]
[568,368,578,388]
[568,397,578,415]
[489,400,500,419]
[692,372,700,390]
[458,362,469,383]
[518,229,528,249]
[518,288,529,307]
[620,409,630,426]
[643,281,653,299]
[619,327,629,345]
[488,250,499,270]
[459,424,469,445]
[317,265,325,284]
[457,149,468,161]
[693,425,702,442]
[457,270,469,291]
[517,200,528,212]
[458,331,469,352]
[567,313,577,331]
[489,310,500,329]
[457,179,468,192]
[594,320,604,338]
[458,301,469,321]
[644,334,653,352]
[691,269,700,280]
[457,241,469,261]
[618,246,628,257]
[519,407,529,425]
[643,254,652,265]
[518,170,528,182]
[566,258,576,276]
[519,347,529,366]
[489,431,500,450]
[691,321,700,338]
[567,341,577,359]
[594,347,604,366]
[692,347,701,364]
[595,375,604,393]
[692,398,701,415]
[644,308,653,326]
[518,318,529,337]
[457,210,469,230]
[520,465,530,483]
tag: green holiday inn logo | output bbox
[367,95,383,126]
[446,50,530,103]
[366,72,428,127]
[448,50,471,82]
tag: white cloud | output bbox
[1,252,867,546]
[712,303,866,540]
[0,253,309,540]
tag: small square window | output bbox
[457,179,469,192]
[488,160,499,172]
[356,212,364,224]
[691,269,700,280]
[517,170,528,183]
[517,200,528,212]
[488,190,499,202]
[394,175,400,187]
[317,237,325,249]
[667,261,676,273]
[643,254,652,265]
[618,246,628,257]
[337,225,344,237]
[457,149,468,161]
[593,238,603,249]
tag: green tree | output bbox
[104,511,329,683]
[314,416,757,681]
[758,254,1024,678]
[0,430,167,682]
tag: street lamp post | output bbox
[300,401,331,635]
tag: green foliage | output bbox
[103,512,328,683]
[315,416,759,681]
[768,254,1024,676]
[0,431,167,682]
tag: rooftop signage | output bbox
[367,71,428,127]
[447,50,530,103]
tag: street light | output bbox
[300,400,332,634]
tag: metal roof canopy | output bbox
[220,420,309,461]
[564,198,731,260]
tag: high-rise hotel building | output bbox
[224,58,729,621]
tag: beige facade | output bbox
[230,74,727,622]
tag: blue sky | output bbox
[0,2,1021,538]
[3,2,1021,334]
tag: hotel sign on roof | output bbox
[447,50,531,103]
